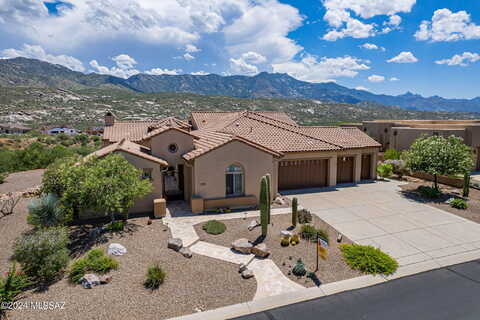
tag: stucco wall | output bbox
[390,127,467,151]
[116,151,164,214]
[149,130,194,166]
[192,140,275,201]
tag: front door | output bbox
[164,165,184,200]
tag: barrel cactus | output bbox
[292,258,306,277]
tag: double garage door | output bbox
[278,159,328,190]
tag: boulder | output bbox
[80,274,100,289]
[231,238,253,254]
[247,220,260,231]
[241,269,254,279]
[107,243,127,256]
[251,243,270,258]
[281,230,293,237]
[274,197,286,206]
[168,238,183,251]
[99,275,113,284]
[238,263,248,273]
[179,247,192,258]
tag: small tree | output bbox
[292,197,298,227]
[384,148,401,160]
[463,172,471,198]
[405,135,474,191]
[259,176,268,237]
[265,174,271,224]
[377,163,394,180]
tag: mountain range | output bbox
[1,57,479,113]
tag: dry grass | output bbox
[194,214,361,288]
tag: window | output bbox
[226,164,244,196]
[142,168,153,181]
[168,143,178,153]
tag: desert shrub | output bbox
[0,262,31,305]
[384,148,401,160]
[377,162,394,179]
[290,234,300,245]
[27,193,70,227]
[74,134,89,145]
[384,159,408,178]
[202,220,226,235]
[417,185,441,199]
[0,171,7,184]
[105,220,126,232]
[449,198,468,210]
[55,133,69,141]
[69,248,119,283]
[297,209,312,224]
[280,236,290,247]
[61,139,74,147]
[300,225,329,243]
[340,244,398,275]
[292,259,307,277]
[144,264,166,289]
[13,227,70,282]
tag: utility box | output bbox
[154,198,166,218]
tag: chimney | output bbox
[105,111,115,127]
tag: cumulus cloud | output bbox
[229,51,267,75]
[355,86,369,91]
[272,54,370,83]
[389,77,400,81]
[183,53,195,61]
[415,9,480,42]
[322,0,416,41]
[191,71,210,75]
[435,52,480,67]
[368,74,385,82]
[89,54,140,78]
[185,44,200,53]
[360,43,385,51]
[144,68,182,75]
[387,51,418,63]
[1,43,85,72]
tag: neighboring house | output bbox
[97,111,381,214]
[350,120,480,170]
[46,127,79,135]
[0,123,31,134]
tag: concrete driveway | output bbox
[283,181,480,267]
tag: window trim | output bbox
[225,164,244,197]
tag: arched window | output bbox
[226,164,244,196]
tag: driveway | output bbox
[283,181,480,267]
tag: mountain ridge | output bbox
[1,57,479,113]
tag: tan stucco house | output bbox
[96,111,380,214]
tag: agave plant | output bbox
[27,193,69,227]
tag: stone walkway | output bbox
[163,206,303,299]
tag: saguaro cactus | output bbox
[265,173,271,224]
[292,197,298,227]
[463,172,471,197]
[260,176,268,237]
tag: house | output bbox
[46,127,79,136]
[349,120,480,170]
[0,123,31,134]
[96,111,381,214]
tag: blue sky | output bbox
[1,0,479,99]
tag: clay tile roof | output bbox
[103,121,159,143]
[338,127,382,148]
[88,139,168,166]
[190,111,297,130]
[298,127,381,149]
[147,117,191,131]
[141,126,200,141]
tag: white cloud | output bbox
[322,0,416,41]
[89,54,140,78]
[435,52,480,67]
[183,53,195,61]
[185,44,200,53]
[1,43,85,72]
[360,43,385,51]
[355,86,369,91]
[229,51,267,75]
[389,77,399,81]
[272,54,370,83]
[415,9,480,42]
[387,51,418,63]
[191,71,210,75]
[368,74,385,82]
[145,68,182,75]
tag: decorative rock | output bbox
[99,275,113,284]
[168,238,183,251]
[281,230,293,237]
[80,274,100,289]
[238,263,248,273]
[231,238,253,254]
[107,243,127,256]
[179,247,192,258]
[241,269,254,279]
[251,243,270,258]
[247,220,260,231]
[274,197,285,206]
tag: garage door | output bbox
[279,159,328,190]
[361,154,372,180]
[337,156,354,183]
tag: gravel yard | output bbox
[194,214,361,288]
[0,169,44,194]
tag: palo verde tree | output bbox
[405,135,474,191]
[259,176,268,237]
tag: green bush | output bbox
[202,220,226,235]
[74,134,89,145]
[27,193,71,227]
[69,248,119,283]
[0,262,31,306]
[0,171,7,184]
[450,198,468,210]
[13,227,70,282]
[300,225,329,243]
[340,244,398,275]
[298,209,312,224]
[384,148,401,160]
[377,163,394,179]
[144,264,166,289]
[105,220,126,232]
[292,259,306,277]
[417,185,441,199]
